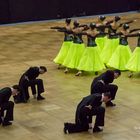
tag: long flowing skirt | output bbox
[95,36,107,53]
[125,47,140,72]
[62,43,85,69]
[54,41,73,64]
[107,44,132,70]
[100,38,119,64]
[77,47,105,71]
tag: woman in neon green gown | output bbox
[62,20,86,73]
[107,24,140,70]
[100,16,121,64]
[107,24,132,70]
[53,19,73,69]
[126,33,140,77]
[75,23,105,76]
[101,16,136,65]
[95,16,107,53]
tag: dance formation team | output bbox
[52,15,140,77]
[0,15,139,136]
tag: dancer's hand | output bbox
[85,105,92,110]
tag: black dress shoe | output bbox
[64,123,69,134]
[93,126,103,133]
[95,72,98,75]
[106,101,116,107]
[2,121,12,126]
[37,95,45,100]
[14,98,20,104]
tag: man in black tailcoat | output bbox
[90,70,121,107]
[15,66,47,103]
[64,92,111,133]
[0,85,20,126]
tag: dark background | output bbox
[0,0,140,24]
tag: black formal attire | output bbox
[0,87,14,123]
[90,70,118,104]
[16,67,45,103]
[65,94,105,133]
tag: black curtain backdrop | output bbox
[9,0,60,22]
[0,0,10,24]
[0,0,140,24]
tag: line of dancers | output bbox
[51,16,140,77]
[64,69,121,134]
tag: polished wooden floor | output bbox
[0,12,140,140]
